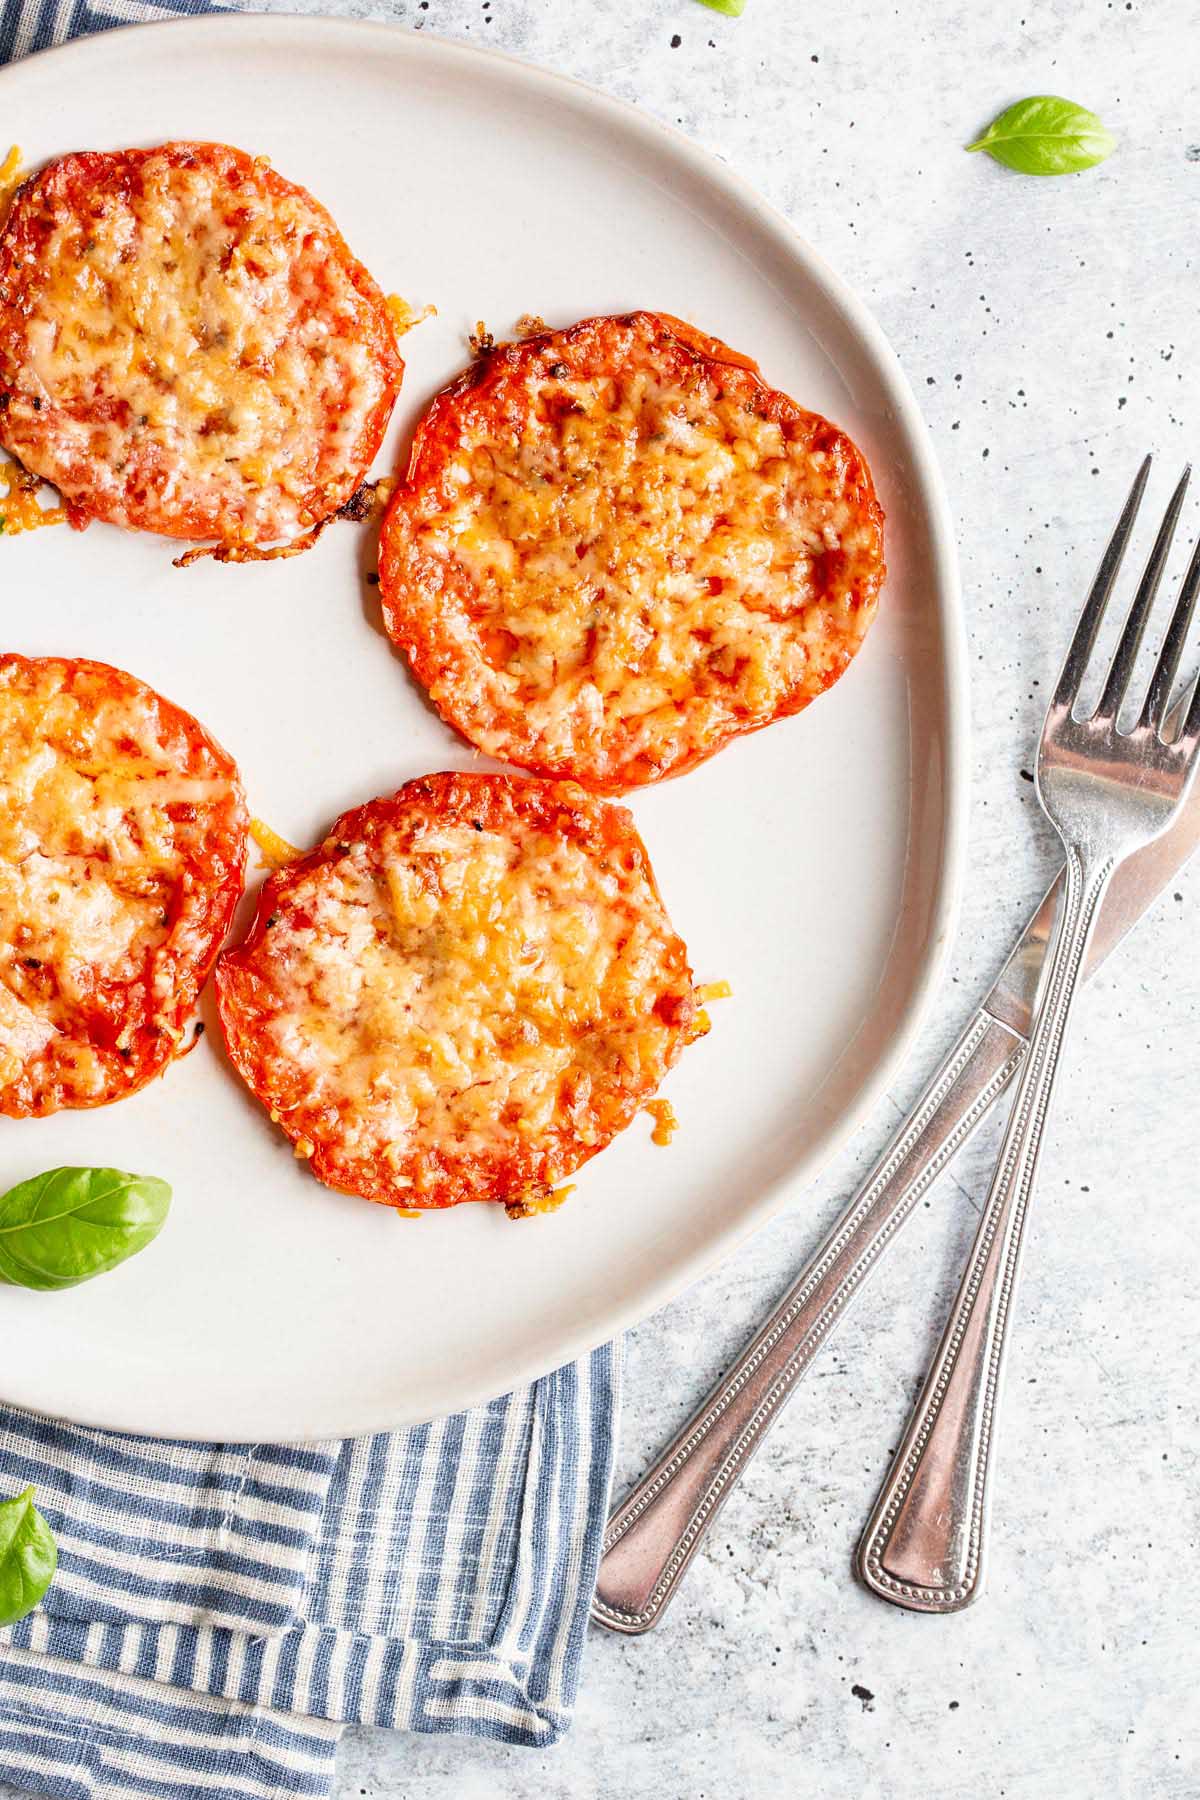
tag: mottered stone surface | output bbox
[6,1,1198,1796]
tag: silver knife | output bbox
[592,759,1200,1635]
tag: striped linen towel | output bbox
[0,0,221,63]
[0,8,621,1799]
[0,1352,618,1797]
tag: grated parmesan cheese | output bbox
[249,817,304,871]
[643,1098,678,1147]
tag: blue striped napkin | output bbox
[0,0,221,64]
[0,9,620,1797]
[0,1355,618,1796]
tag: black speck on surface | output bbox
[851,1683,875,1711]
[1185,145,1200,160]
[670,33,681,47]
[1020,769,1034,783]
[949,1700,960,1711]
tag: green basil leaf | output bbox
[0,1167,171,1290]
[695,0,747,14]
[0,1486,57,1627]
[966,95,1116,176]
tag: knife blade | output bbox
[592,723,1200,1635]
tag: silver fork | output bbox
[858,456,1200,1613]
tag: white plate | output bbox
[0,16,967,1442]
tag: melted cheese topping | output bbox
[0,146,22,222]
[0,452,65,535]
[386,294,436,338]
[695,979,733,1003]
[0,144,398,542]
[383,314,884,787]
[505,1183,576,1220]
[220,782,697,1207]
[267,824,678,1173]
[643,1098,677,1147]
[249,817,303,871]
[0,658,244,1112]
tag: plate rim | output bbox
[0,12,970,1440]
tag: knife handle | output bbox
[591,1010,1027,1634]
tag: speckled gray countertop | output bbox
[9,0,1200,1795]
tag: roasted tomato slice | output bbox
[0,654,248,1117]
[0,142,402,547]
[215,772,698,1211]
[378,311,884,792]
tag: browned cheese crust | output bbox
[216,773,699,1210]
[379,311,885,791]
[0,142,403,546]
[0,654,247,1116]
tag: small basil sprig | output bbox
[0,1486,57,1627]
[0,1167,171,1290]
[967,96,1116,176]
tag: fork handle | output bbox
[857,847,1115,1612]
[591,1007,1027,1634]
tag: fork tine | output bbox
[1178,671,1200,747]
[1097,466,1190,721]
[1053,456,1152,713]
[1140,530,1200,734]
